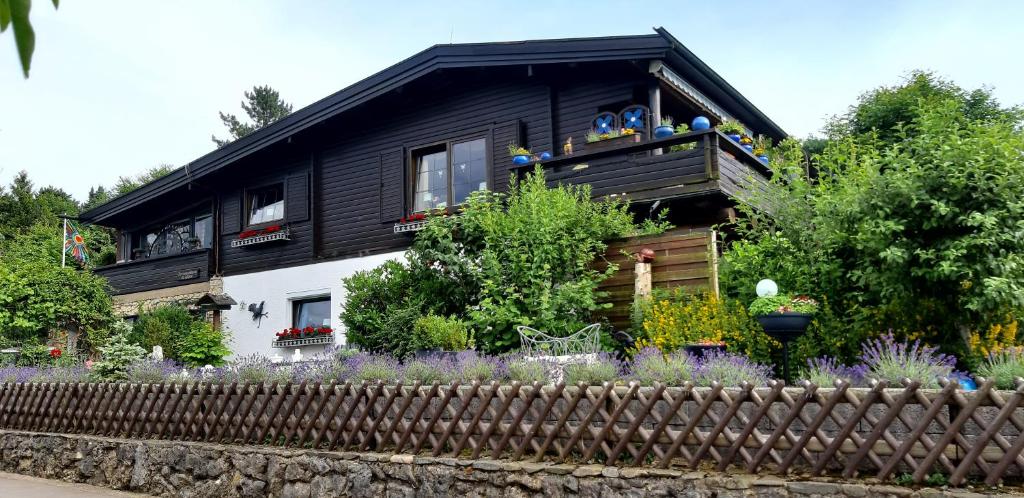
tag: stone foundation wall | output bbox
[0,430,1008,498]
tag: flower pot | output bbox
[512,155,531,165]
[585,133,643,152]
[727,133,742,143]
[684,344,726,360]
[742,144,754,153]
[756,313,813,343]
[691,116,711,131]
[654,125,674,139]
[757,154,769,164]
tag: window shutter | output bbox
[221,192,240,234]
[286,172,310,223]
[378,148,405,223]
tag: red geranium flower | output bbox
[49,348,62,359]
[264,225,281,233]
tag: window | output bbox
[129,209,213,260]
[412,137,488,213]
[293,297,331,329]
[247,183,285,226]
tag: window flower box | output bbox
[273,326,334,348]
[584,132,644,153]
[393,212,428,234]
[231,225,290,248]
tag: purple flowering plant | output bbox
[799,356,869,387]
[859,332,955,388]
[629,347,696,386]
[694,350,773,387]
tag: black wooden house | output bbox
[79,28,784,356]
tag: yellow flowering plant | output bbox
[634,289,775,363]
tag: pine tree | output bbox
[211,85,294,148]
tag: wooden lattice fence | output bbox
[1,379,1023,486]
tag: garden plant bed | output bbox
[1,379,1023,486]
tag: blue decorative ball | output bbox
[691,116,711,131]
[540,151,552,161]
[512,155,530,165]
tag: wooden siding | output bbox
[315,75,553,261]
[595,230,713,330]
[93,64,769,293]
[217,152,314,276]
[94,249,211,295]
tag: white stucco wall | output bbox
[221,251,405,359]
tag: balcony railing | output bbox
[94,249,212,295]
[510,128,771,203]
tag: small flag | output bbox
[64,221,89,265]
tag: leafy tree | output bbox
[1,0,59,77]
[825,70,1022,145]
[212,85,293,147]
[723,97,1024,364]
[0,231,114,351]
[110,164,175,197]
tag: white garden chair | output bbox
[516,323,602,357]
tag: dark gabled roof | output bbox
[81,28,786,224]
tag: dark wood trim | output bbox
[94,248,211,271]
[311,150,321,259]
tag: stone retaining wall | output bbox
[0,430,1012,498]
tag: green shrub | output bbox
[412,314,473,351]
[178,322,231,367]
[91,325,146,381]
[131,304,195,360]
[342,261,421,356]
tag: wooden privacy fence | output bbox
[596,229,716,329]
[1,379,1023,486]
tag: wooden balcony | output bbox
[511,129,771,204]
[94,249,212,296]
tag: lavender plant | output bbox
[694,351,773,387]
[126,360,182,384]
[563,353,622,385]
[629,347,695,386]
[800,357,869,387]
[860,332,955,388]
[977,347,1024,390]
[505,355,552,384]
[401,355,457,384]
[456,351,504,382]
[347,353,400,383]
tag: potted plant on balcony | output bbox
[753,135,770,164]
[508,143,532,166]
[585,127,643,152]
[717,120,745,143]
[669,123,696,152]
[740,135,754,153]
[654,116,675,139]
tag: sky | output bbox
[2,1,1022,202]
